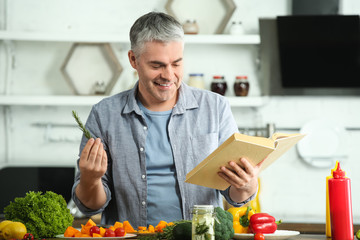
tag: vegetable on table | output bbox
[228,206,255,234]
[249,213,282,234]
[356,229,360,240]
[3,191,74,239]
[254,233,265,240]
[214,207,234,240]
[172,221,191,240]
[22,233,34,240]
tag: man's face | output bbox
[129,41,184,108]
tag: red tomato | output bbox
[105,229,116,237]
[90,226,100,236]
[114,227,126,237]
[254,233,265,240]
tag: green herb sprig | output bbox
[72,110,92,139]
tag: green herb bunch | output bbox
[72,110,92,139]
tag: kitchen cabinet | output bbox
[0,31,263,168]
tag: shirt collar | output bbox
[123,81,199,115]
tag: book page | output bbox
[234,133,275,148]
[262,133,305,170]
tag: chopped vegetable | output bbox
[4,191,73,238]
[214,207,234,240]
[249,213,281,234]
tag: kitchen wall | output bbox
[0,0,360,224]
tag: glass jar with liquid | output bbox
[211,75,227,96]
[192,205,215,240]
[234,75,249,96]
[188,73,205,89]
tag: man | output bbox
[72,11,262,227]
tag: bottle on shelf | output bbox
[328,162,353,240]
[211,75,227,96]
[234,75,249,96]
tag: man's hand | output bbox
[79,138,108,184]
[218,158,263,203]
[75,138,108,210]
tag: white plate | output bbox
[55,233,137,239]
[233,230,300,239]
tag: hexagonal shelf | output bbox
[61,43,123,95]
[165,0,236,34]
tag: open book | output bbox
[185,132,305,190]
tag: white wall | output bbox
[1,0,360,224]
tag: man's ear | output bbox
[128,50,137,69]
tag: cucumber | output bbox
[173,221,192,240]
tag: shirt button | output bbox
[142,201,146,206]
[142,175,146,179]
[140,147,144,152]
[143,126,147,130]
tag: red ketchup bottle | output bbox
[328,162,354,240]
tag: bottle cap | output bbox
[332,162,346,179]
[330,161,339,174]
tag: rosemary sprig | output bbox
[72,110,92,139]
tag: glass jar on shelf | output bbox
[192,205,215,240]
[187,73,205,89]
[211,75,227,96]
[183,19,199,35]
[229,21,245,35]
[234,75,249,96]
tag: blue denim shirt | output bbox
[72,82,254,227]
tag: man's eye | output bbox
[152,65,161,69]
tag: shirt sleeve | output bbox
[71,105,113,216]
[221,186,258,207]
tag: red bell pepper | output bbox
[249,213,282,234]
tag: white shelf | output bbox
[0,31,260,44]
[0,95,106,106]
[227,96,267,107]
[0,31,129,43]
[0,95,266,107]
[184,34,260,44]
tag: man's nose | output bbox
[161,65,173,80]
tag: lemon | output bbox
[0,221,13,240]
[1,221,27,240]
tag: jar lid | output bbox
[236,75,248,79]
[189,73,204,76]
[193,205,214,209]
[213,75,224,79]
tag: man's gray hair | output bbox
[129,12,184,58]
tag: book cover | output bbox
[185,132,305,190]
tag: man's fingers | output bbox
[80,138,95,162]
